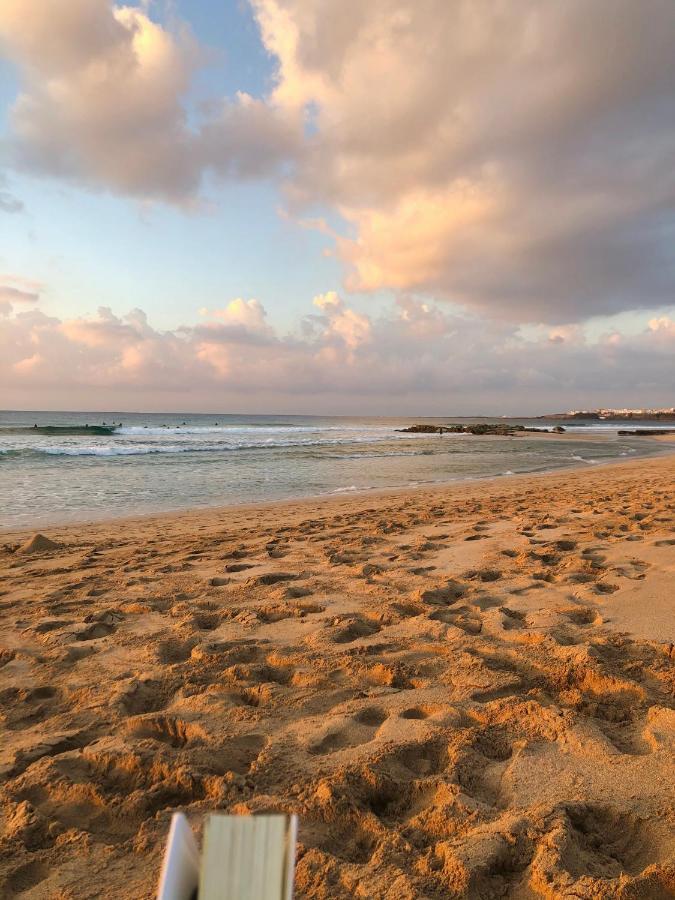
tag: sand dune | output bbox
[0,455,674,898]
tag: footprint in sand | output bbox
[472,594,503,611]
[553,541,578,554]
[611,560,649,580]
[225,562,254,573]
[125,715,208,748]
[73,621,116,641]
[191,611,220,630]
[416,581,465,604]
[282,584,312,599]
[594,582,620,595]
[155,637,197,664]
[561,605,600,626]
[464,568,502,583]
[329,616,381,644]
[6,861,50,895]
[429,606,482,634]
[409,565,437,575]
[117,677,173,715]
[249,572,298,586]
[224,548,249,560]
[499,606,527,629]
[529,550,561,566]
[196,733,267,776]
[538,804,666,886]
[454,748,506,807]
[33,618,74,634]
[308,706,388,755]
[389,601,425,619]
[399,704,443,720]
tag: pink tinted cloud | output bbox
[2,296,674,413]
[2,2,674,323]
[256,0,675,321]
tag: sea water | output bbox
[0,410,671,529]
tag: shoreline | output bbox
[3,435,674,540]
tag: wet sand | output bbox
[0,454,674,898]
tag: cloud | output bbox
[0,285,39,305]
[2,1,674,324]
[0,0,301,204]
[254,0,675,322]
[2,294,674,413]
[648,315,675,339]
[201,298,271,331]
[0,276,41,313]
[312,291,371,353]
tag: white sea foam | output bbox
[36,435,396,457]
[0,411,667,530]
[114,424,387,436]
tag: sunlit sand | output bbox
[1,455,673,897]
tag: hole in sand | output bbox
[206,734,266,775]
[555,539,578,551]
[252,572,297,586]
[472,726,513,761]
[193,613,219,630]
[332,619,380,644]
[285,585,312,599]
[400,706,432,720]
[354,707,387,726]
[75,622,115,641]
[156,638,195,663]
[560,804,662,878]
[465,569,502,583]
[594,582,619,595]
[7,861,49,893]
[562,606,598,626]
[125,715,207,748]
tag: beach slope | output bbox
[0,456,674,898]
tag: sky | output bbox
[0,0,674,415]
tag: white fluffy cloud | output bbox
[2,295,674,413]
[253,0,675,321]
[0,0,301,203]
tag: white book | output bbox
[157,813,200,900]
[157,813,297,900]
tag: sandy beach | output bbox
[1,454,674,898]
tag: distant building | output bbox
[563,407,675,418]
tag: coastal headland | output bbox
[0,455,674,898]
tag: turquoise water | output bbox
[0,411,670,530]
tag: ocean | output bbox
[0,410,671,530]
